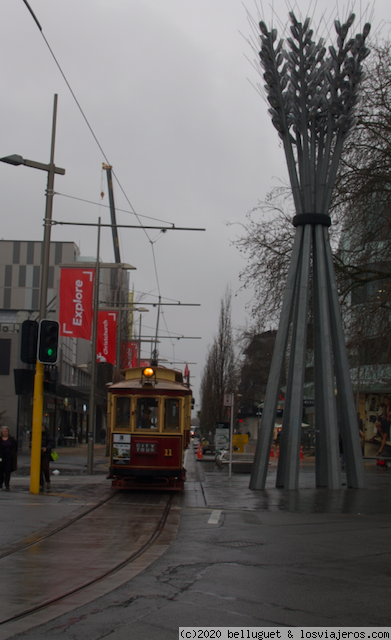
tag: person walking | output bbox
[0,427,17,491]
[41,425,55,491]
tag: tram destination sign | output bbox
[136,442,156,454]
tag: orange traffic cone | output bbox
[300,444,304,459]
[197,442,203,460]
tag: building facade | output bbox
[0,239,109,448]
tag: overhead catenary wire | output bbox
[55,192,178,226]
[21,0,197,360]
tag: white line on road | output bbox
[207,510,222,524]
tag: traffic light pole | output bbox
[30,95,62,494]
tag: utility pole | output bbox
[0,95,67,493]
[87,218,101,475]
[30,95,64,494]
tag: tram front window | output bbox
[164,398,180,430]
[136,398,158,429]
[116,397,130,428]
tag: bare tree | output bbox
[200,288,237,435]
[230,186,295,326]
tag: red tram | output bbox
[107,365,192,490]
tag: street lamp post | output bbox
[0,94,65,494]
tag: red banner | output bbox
[59,268,94,339]
[120,340,139,369]
[97,311,117,365]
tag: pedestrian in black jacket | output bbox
[0,427,17,491]
[41,425,55,491]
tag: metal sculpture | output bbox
[250,13,370,490]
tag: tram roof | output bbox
[108,365,191,393]
[108,378,191,393]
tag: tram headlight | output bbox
[143,367,155,378]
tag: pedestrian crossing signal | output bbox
[38,320,59,365]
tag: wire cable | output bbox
[21,0,183,357]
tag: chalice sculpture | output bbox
[250,13,370,489]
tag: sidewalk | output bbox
[14,443,109,475]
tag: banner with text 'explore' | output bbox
[59,268,94,340]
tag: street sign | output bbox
[223,393,233,406]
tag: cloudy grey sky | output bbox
[1,1,390,409]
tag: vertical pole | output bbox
[30,94,58,495]
[228,393,234,478]
[87,217,101,475]
[250,227,303,490]
[138,314,142,366]
[323,228,366,488]
[279,224,311,490]
[116,267,122,369]
[276,249,303,488]
[313,225,341,489]
[151,297,161,365]
[313,226,327,487]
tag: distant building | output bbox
[0,239,116,448]
[337,214,391,457]
[238,330,281,440]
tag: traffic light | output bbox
[38,320,59,364]
[20,320,38,364]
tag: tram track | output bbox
[0,490,118,561]
[0,491,176,635]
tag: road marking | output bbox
[207,510,222,524]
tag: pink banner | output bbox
[120,340,139,369]
[59,268,94,339]
[97,311,117,365]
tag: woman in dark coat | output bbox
[0,427,17,491]
[41,425,55,491]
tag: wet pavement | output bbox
[191,455,391,515]
[1,445,391,639]
[0,444,110,548]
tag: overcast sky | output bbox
[1,1,391,410]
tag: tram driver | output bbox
[137,399,158,429]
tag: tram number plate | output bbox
[136,442,156,454]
